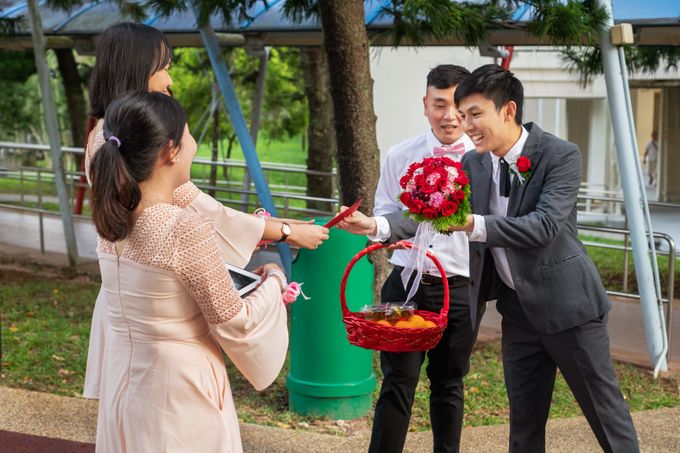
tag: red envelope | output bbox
[324,198,363,229]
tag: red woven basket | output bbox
[340,241,449,352]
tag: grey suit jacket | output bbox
[384,123,610,334]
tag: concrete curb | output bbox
[2,387,679,452]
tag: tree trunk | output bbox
[318,1,387,302]
[318,0,379,214]
[300,46,335,213]
[55,48,87,159]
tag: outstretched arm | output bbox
[173,214,288,391]
[450,145,581,248]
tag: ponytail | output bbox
[89,140,141,242]
[87,91,187,243]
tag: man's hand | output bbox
[335,206,378,236]
[448,214,475,232]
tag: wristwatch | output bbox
[279,222,292,243]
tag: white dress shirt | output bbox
[368,130,474,277]
[468,126,529,289]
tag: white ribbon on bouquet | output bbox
[400,222,437,305]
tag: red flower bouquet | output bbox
[398,156,471,234]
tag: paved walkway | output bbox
[1,386,679,452]
[479,298,680,368]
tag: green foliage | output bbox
[281,0,319,22]
[563,45,680,86]
[135,0,608,49]
[526,0,608,45]
[0,16,21,37]
[172,46,306,153]
[0,50,35,82]
[45,0,146,20]
[0,51,92,144]
[380,0,510,46]
[0,75,43,141]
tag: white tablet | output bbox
[225,264,262,297]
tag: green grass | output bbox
[195,134,307,165]
[190,135,315,211]
[1,136,328,217]
[1,270,99,397]
[0,176,58,197]
[2,267,678,435]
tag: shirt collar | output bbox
[427,129,474,156]
[490,126,529,169]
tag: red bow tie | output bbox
[433,142,465,156]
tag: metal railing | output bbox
[1,141,678,361]
[0,141,340,217]
[579,224,676,361]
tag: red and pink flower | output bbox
[398,156,471,233]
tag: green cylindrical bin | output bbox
[287,221,376,419]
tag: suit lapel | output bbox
[472,153,493,215]
[507,123,545,217]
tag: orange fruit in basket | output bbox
[423,320,437,328]
[395,320,414,328]
[410,315,426,327]
[376,319,392,327]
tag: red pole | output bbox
[501,46,514,70]
[73,116,96,214]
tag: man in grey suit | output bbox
[356,65,639,452]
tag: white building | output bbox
[370,46,680,202]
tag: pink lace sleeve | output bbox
[172,181,200,208]
[172,214,244,325]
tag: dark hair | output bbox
[89,22,172,119]
[89,92,187,242]
[454,64,524,125]
[426,65,470,90]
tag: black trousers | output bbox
[368,268,484,453]
[496,283,639,453]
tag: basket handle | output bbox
[340,241,449,323]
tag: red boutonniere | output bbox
[511,156,532,185]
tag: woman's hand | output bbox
[261,263,286,292]
[286,223,329,249]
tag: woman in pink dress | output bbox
[90,91,286,451]
[83,23,329,399]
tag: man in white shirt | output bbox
[338,65,481,453]
[643,130,658,187]
[446,65,638,452]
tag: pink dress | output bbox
[83,121,268,399]
[95,203,287,452]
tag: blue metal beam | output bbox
[53,2,98,32]
[239,0,282,29]
[597,0,668,374]
[145,14,163,26]
[189,2,292,277]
